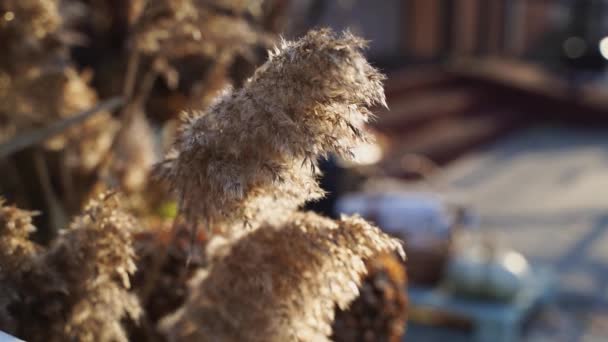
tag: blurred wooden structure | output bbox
[307,0,608,67]
[376,57,608,171]
[403,0,607,61]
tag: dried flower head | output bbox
[130,0,273,120]
[0,0,60,39]
[0,198,39,272]
[134,0,267,62]
[0,199,39,333]
[0,0,63,73]
[157,29,386,228]
[15,193,141,342]
[159,211,403,342]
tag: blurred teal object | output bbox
[408,267,555,342]
[445,246,530,301]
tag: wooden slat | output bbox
[376,88,480,133]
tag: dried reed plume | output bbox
[0,0,60,39]
[157,29,386,228]
[160,212,403,342]
[0,194,141,342]
[0,0,63,73]
[131,0,273,112]
[134,0,266,62]
[31,193,141,342]
[0,199,39,333]
[0,199,39,274]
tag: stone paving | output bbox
[405,125,608,341]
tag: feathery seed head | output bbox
[159,211,403,342]
[0,199,39,334]
[157,29,386,230]
[31,192,141,342]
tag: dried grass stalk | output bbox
[159,211,403,342]
[157,29,386,228]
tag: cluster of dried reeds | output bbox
[0,194,140,342]
[0,0,278,221]
[0,0,406,341]
[155,29,404,341]
[0,0,117,174]
[160,213,402,342]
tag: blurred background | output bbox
[294,0,608,341]
[4,0,608,341]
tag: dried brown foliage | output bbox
[134,0,266,62]
[332,253,409,342]
[0,0,60,38]
[128,222,207,341]
[1,3,405,338]
[152,29,406,342]
[0,199,39,332]
[0,199,39,274]
[160,212,403,342]
[0,194,141,342]
[0,67,118,172]
[130,0,274,115]
[157,29,386,228]
[0,0,117,176]
[0,0,63,73]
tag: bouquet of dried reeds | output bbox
[0,0,407,340]
[155,29,404,342]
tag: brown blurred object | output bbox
[332,253,408,342]
[108,109,156,193]
[128,220,207,342]
[405,239,450,287]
